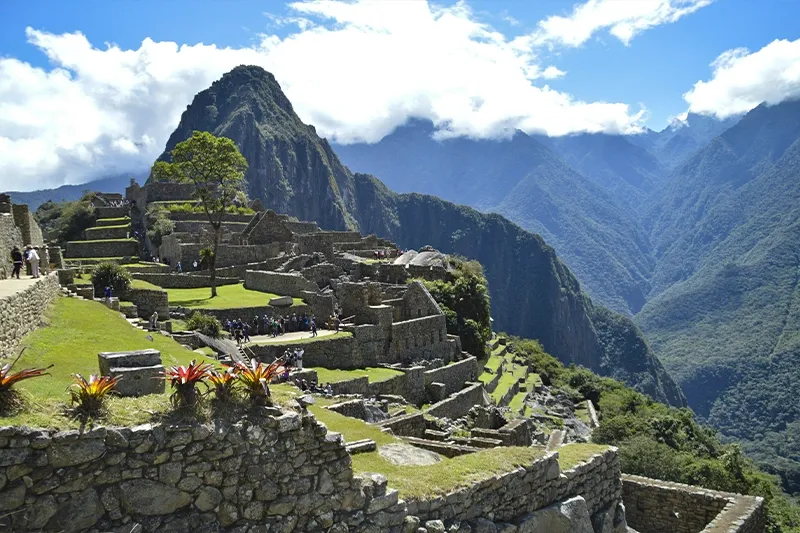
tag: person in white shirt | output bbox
[27,246,40,278]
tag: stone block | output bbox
[269,295,294,307]
[109,365,166,397]
[99,349,162,375]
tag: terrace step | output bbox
[345,439,377,455]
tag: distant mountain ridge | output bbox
[5,174,138,210]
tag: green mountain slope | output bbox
[335,121,654,314]
[158,66,357,231]
[156,65,684,406]
[638,100,800,492]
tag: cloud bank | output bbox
[0,0,715,191]
[684,38,800,118]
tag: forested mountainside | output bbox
[637,100,800,491]
[334,93,800,494]
[334,121,654,315]
[151,65,684,406]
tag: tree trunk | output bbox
[210,226,221,298]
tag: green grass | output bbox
[130,279,162,291]
[86,224,130,231]
[484,353,504,373]
[249,331,353,346]
[4,297,201,429]
[165,283,304,309]
[508,391,527,412]
[557,443,609,470]
[352,447,544,500]
[67,238,137,244]
[312,366,402,384]
[575,402,592,425]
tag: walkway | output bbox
[247,328,340,345]
[0,275,48,299]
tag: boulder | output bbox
[516,496,593,533]
[269,295,294,307]
[118,479,192,516]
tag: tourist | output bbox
[311,318,317,337]
[176,262,182,273]
[104,286,112,303]
[28,246,40,278]
[41,247,50,275]
[242,323,251,343]
[193,260,198,270]
[10,246,22,279]
[325,384,333,396]
[334,315,340,333]
[150,311,159,331]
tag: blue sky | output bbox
[2,0,800,190]
[2,0,797,128]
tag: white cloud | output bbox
[683,38,800,118]
[0,0,648,192]
[532,0,712,48]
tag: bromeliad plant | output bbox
[163,359,213,409]
[208,366,237,403]
[0,348,52,410]
[70,374,120,415]
[234,358,285,406]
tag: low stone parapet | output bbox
[131,272,239,289]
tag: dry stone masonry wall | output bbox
[0,274,60,358]
[622,475,765,533]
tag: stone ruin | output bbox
[98,348,165,396]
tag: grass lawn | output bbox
[484,353,504,373]
[72,274,161,292]
[508,391,527,413]
[86,224,130,232]
[96,216,131,224]
[130,279,162,290]
[557,443,609,470]
[313,366,402,384]
[166,283,304,309]
[249,331,353,347]
[352,446,543,500]
[4,297,201,429]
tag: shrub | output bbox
[199,247,214,269]
[234,358,285,406]
[163,360,213,409]
[186,311,222,338]
[208,366,237,403]
[146,214,175,248]
[70,374,120,415]
[91,262,132,295]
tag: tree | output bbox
[151,131,248,297]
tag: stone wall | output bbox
[244,270,318,297]
[0,274,60,358]
[85,225,130,240]
[0,213,23,279]
[124,288,169,319]
[388,315,451,363]
[301,263,345,289]
[159,238,291,268]
[172,220,249,235]
[622,475,765,533]
[11,204,44,247]
[131,273,240,289]
[410,447,623,525]
[368,366,426,405]
[166,213,253,223]
[424,383,489,420]
[191,304,313,325]
[423,356,478,397]
[376,412,427,438]
[96,206,129,219]
[139,181,195,203]
[249,335,357,369]
[65,239,138,259]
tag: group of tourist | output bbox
[8,245,48,279]
[223,312,319,343]
[103,199,130,208]
[294,378,333,396]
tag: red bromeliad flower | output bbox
[208,365,237,403]
[162,359,213,408]
[70,374,120,413]
[234,358,284,406]
[0,349,51,394]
